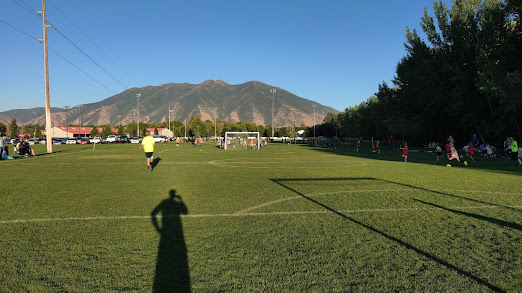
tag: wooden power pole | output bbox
[38,0,53,153]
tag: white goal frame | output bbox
[224,132,260,150]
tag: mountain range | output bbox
[0,80,339,127]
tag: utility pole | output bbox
[184,118,187,138]
[38,0,53,153]
[64,106,69,138]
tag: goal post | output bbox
[224,132,260,150]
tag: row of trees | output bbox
[313,0,521,147]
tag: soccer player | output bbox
[372,140,380,154]
[467,143,476,162]
[447,143,467,167]
[401,143,408,162]
[435,143,442,162]
[141,131,156,171]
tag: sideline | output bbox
[209,158,367,169]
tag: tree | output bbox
[90,127,100,137]
[102,125,113,136]
[117,126,124,136]
[154,127,159,135]
[0,122,7,136]
[9,119,19,137]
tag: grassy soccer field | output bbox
[1,141,521,292]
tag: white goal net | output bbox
[224,132,260,150]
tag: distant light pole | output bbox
[312,105,317,139]
[64,106,69,138]
[214,107,217,139]
[168,107,174,138]
[136,93,141,136]
[78,104,82,137]
[270,89,276,137]
[117,115,122,128]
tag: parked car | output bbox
[66,138,77,144]
[106,135,118,143]
[28,138,40,145]
[118,136,129,143]
[129,137,142,144]
[153,135,167,143]
[10,138,20,145]
[89,137,101,144]
[53,138,66,144]
[79,138,90,144]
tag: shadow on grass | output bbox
[379,179,519,211]
[151,189,190,292]
[270,177,506,292]
[414,199,522,232]
[299,143,522,175]
[152,157,162,169]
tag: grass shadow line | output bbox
[414,199,522,232]
[270,178,506,293]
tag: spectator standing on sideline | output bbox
[389,135,394,150]
[355,140,360,152]
[141,131,156,171]
[512,138,518,162]
[471,134,479,149]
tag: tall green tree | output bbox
[90,127,100,137]
[9,119,18,137]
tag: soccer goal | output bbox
[224,132,260,150]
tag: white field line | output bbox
[1,205,521,225]
[208,158,367,169]
[235,189,403,214]
[237,188,520,214]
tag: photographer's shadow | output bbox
[151,190,190,292]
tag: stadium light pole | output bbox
[214,107,217,139]
[312,104,317,139]
[270,89,276,137]
[78,104,82,137]
[64,106,69,138]
[136,93,141,137]
[168,107,174,138]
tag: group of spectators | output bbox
[0,137,35,160]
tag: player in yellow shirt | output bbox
[141,131,156,171]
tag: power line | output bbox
[47,0,129,75]
[9,0,130,90]
[0,19,39,40]
[11,0,41,19]
[48,48,117,94]
[0,18,117,95]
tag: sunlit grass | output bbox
[1,142,520,292]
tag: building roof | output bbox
[54,126,117,135]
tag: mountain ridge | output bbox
[0,80,339,127]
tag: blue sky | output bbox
[1,0,446,113]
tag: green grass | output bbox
[1,142,521,292]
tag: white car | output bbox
[130,137,142,144]
[66,138,77,144]
[153,135,167,143]
[89,137,101,144]
[106,135,118,143]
